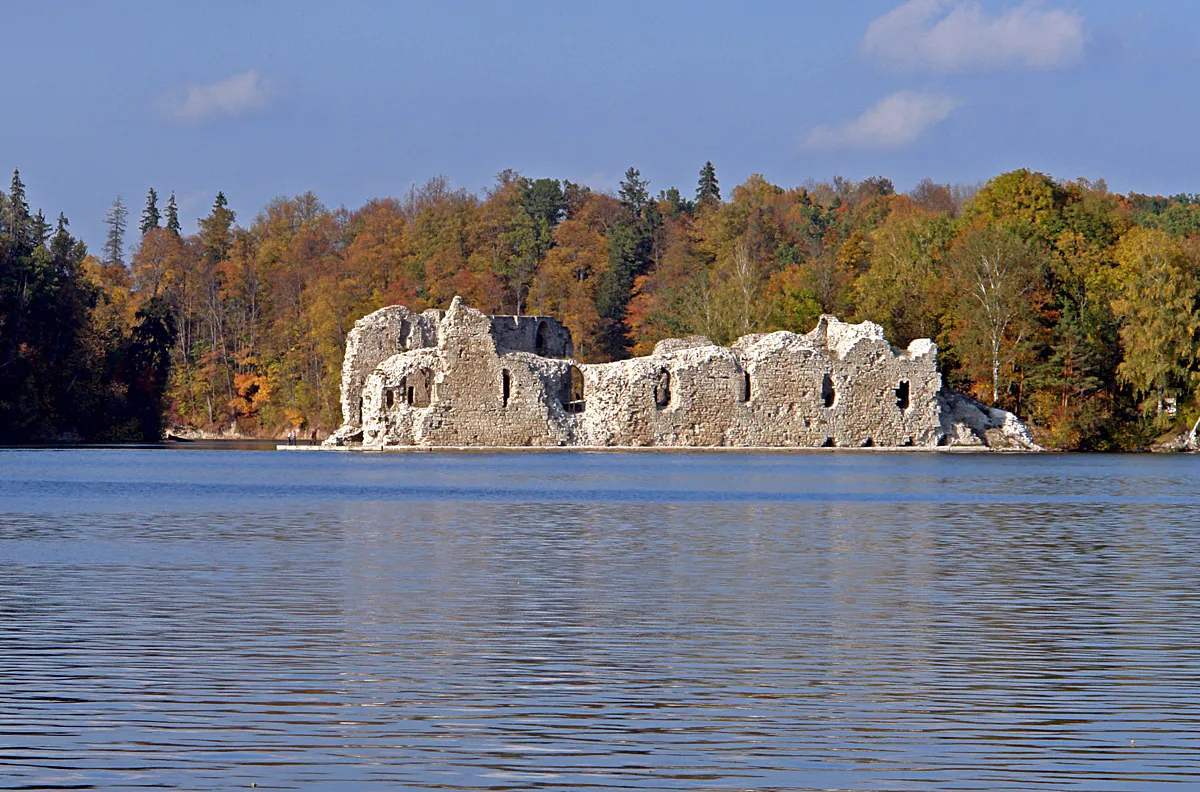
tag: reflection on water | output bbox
[1,450,1198,790]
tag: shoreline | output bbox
[277,443,1035,454]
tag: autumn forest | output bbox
[3,163,1200,450]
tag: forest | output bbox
[4,164,1200,450]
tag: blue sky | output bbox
[1,1,1196,250]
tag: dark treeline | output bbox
[0,171,173,442]
[4,164,1200,449]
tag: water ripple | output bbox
[1,449,1198,790]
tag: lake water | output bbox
[1,448,1198,791]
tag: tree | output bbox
[857,209,953,345]
[124,296,178,440]
[140,188,161,235]
[6,169,31,255]
[1111,227,1200,416]
[103,195,128,267]
[965,169,1064,245]
[198,192,235,265]
[696,161,720,209]
[947,227,1043,405]
[165,192,182,235]
[597,168,660,356]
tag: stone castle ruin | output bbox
[325,297,1039,451]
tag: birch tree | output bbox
[949,228,1042,405]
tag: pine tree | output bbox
[140,187,161,235]
[696,161,720,208]
[103,195,128,267]
[165,191,181,235]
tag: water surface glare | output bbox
[1,449,1198,790]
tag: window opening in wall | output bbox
[358,397,364,420]
[406,387,415,406]
[502,369,511,407]
[654,369,671,408]
[821,373,836,408]
[385,389,394,409]
[895,380,910,411]
[742,371,752,402]
[398,318,411,350]
[561,365,586,414]
[535,321,549,356]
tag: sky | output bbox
[1,1,1198,250]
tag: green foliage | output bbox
[165,192,181,235]
[140,188,161,236]
[696,161,720,209]
[13,165,1200,451]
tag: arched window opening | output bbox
[742,371,752,402]
[862,437,875,448]
[895,380,910,411]
[654,368,671,408]
[385,389,394,409]
[535,321,549,357]
[410,368,432,408]
[398,318,411,350]
[561,365,586,414]
[502,369,511,408]
[821,373,836,408]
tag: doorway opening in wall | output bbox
[742,371,752,402]
[409,369,432,407]
[895,380,910,411]
[561,365,585,414]
[654,369,671,408]
[502,369,511,407]
[535,321,549,356]
[821,373,836,408]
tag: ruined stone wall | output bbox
[331,297,1039,450]
[360,300,574,447]
[568,318,941,448]
[487,315,573,357]
[337,306,443,432]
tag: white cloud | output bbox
[803,91,961,151]
[159,69,273,125]
[862,0,1085,73]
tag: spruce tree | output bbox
[7,169,31,254]
[103,195,128,267]
[596,167,662,357]
[696,161,720,208]
[165,192,181,235]
[140,188,161,235]
[198,192,235,265]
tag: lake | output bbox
[1,448,1198,790]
